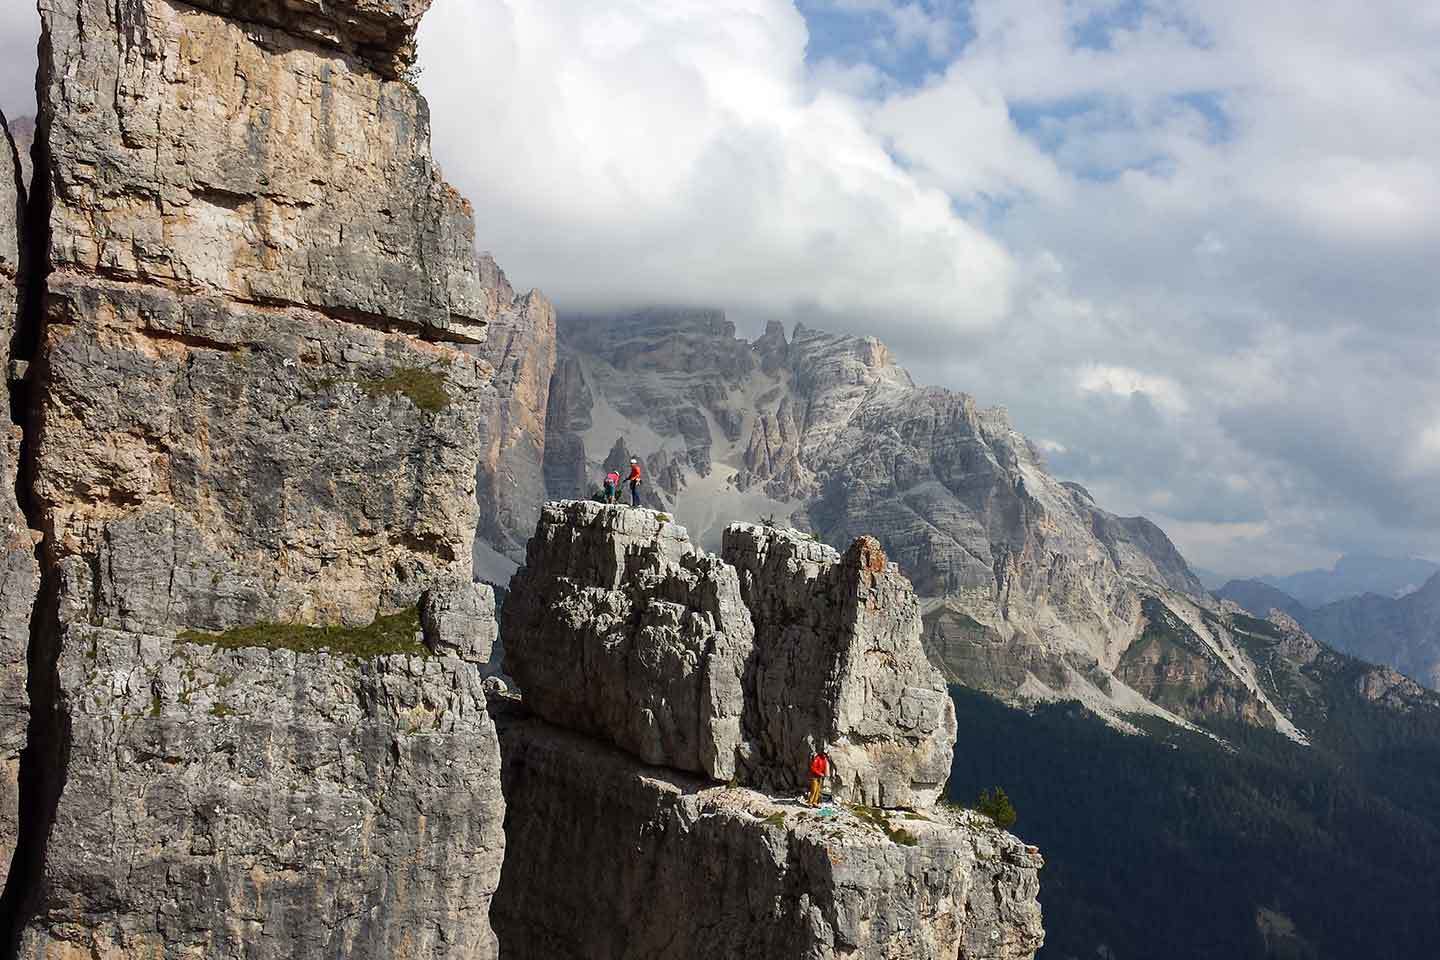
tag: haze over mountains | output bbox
[1219,569,1440,691]
[1255,554,1440,607]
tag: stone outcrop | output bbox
[20,627,504,960]
[2,0,515,955]
[504,502,956,805]
[493,710,1044,960]
[723,525,956,807]
[501,500,751,781]
[421,576,502,672]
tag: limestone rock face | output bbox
[43,0,486,341]
[472,255,558,573]
[504,503,955,806]
[501,500,751,781]
[0,111,41,890]
[34,0,492,632]
[492,711,1045,960]
[20,628,505,960]
[7,0,518,952]
[723,525,956,807]
[421,575,503,673]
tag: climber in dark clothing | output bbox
[627,458,643,507]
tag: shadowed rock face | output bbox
[0,111,41,899]
[503,502,956,808]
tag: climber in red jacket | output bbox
[807,749,831,807]
[626,458,643,507]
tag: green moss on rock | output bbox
[362,366,450,412]
[179,608,428,659]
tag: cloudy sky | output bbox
[2,1,1437,577]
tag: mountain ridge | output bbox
[474,307,1417,739]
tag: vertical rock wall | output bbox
[21,628,505,960]
[33,0,492,634]
[4,1,512,955]
[473,254,557,572]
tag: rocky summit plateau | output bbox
[0,2,1045,958]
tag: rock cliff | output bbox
[2,0,512,954]
[493,710,1044,960]
[496,503,1044,958]
[472,254,557,580]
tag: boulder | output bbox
[422,576,503,673]
[723,525,957,807]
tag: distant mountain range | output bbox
[1217,571,1440,690]
[1256,554,1440,606]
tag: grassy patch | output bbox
[762,811,786,827]
[179,608,427,659]
[362,367,450,413]
[849,803,922,845]
[209,702,235,718]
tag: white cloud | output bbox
[1074,363,1189,414]
[420,0,1016,339]
[0,3,40,120]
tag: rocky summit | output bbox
[0,2,1045,958]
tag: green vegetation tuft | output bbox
[362,367,450,413]
[762,811,786,827]
[209,702,235,718]
[976,786,1018,830]
[178,608,427,659]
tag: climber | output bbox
[603,470,621,504]
[807,748,831,807]
[627,458,643,507]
